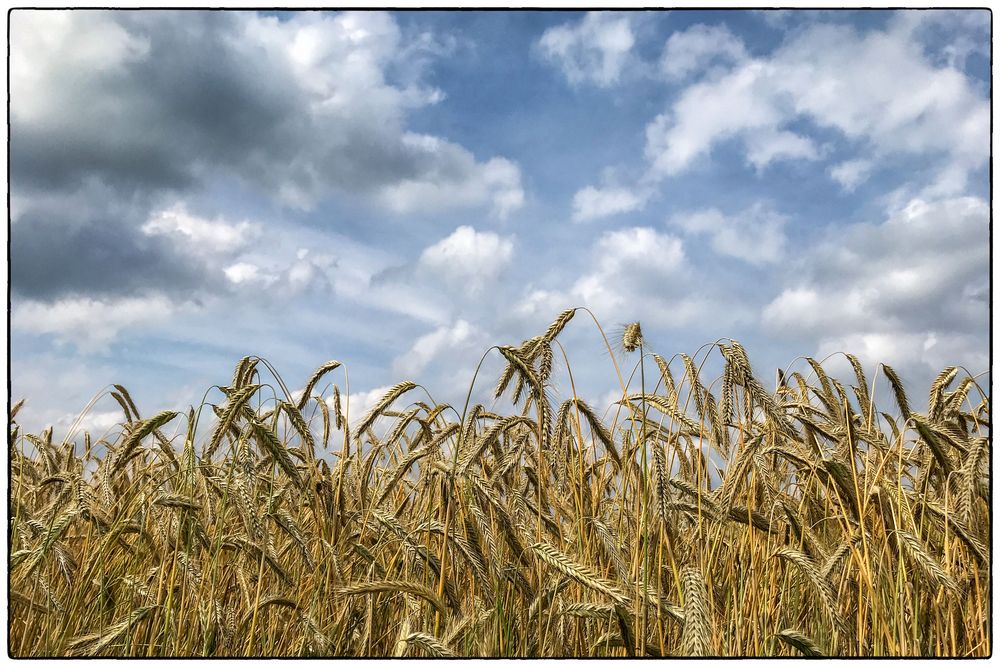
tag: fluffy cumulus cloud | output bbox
[12,295,180,352]
[73,411,126,436]
[331,386,393,428]
[11,352,129,438]
[142,205,260,256]
[572,186,646,222]
[589,227,685,278]
[743,129,822,171]
[763,195,988,374]
[225,249,335,297]
[569,11,989,368]
[538,12,636,87]
[224,263,277,288]
[378,142,524,220]
[829,159,875,192]
[393,319,488,379]
[668,203,788,266]
[644,60,817,177]
[417,226,515,294]
[660,23,747,81]
[572,227,686,321]
[814,332,987,380]
[643,14,988,187]
[517,227,702,331]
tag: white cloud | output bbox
[332,385,409,428]
[538,12,636,87]
[590,226,685,277]
[644,18,988,185]
[763,287,868,333]
[514,288,575,322]
[275,11,406,102]
[763,195,988,374]
[143,204,260,256]
[67,410,124,436]
[829,159,874,192]
[417,226,515,294]
[11,353,117,434]
[572,185,646,222]
[660,23,747,81]
[644,61,789,176]
[378,139,524,219]
[13,295,180,351]
[591,389,626,416]
[224,249,333,297]
[669,203,788,265]
[815,332,987,379]
[224,262,279,287]
[332,235,454,326]
[285,259,327,294]
[516,227,700,329]
[393,319,487,378]
[744,129,821,170]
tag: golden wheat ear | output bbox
[775,629,824,656]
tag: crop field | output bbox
[8,309,991,657]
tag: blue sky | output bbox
[10,9,991,436]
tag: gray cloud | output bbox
[10,10,523,302]
[10,182,213,300]
[762,195,989,375]
[11,12,297,196]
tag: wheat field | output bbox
[8,309,990,657]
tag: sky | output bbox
[9,9,992,437]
